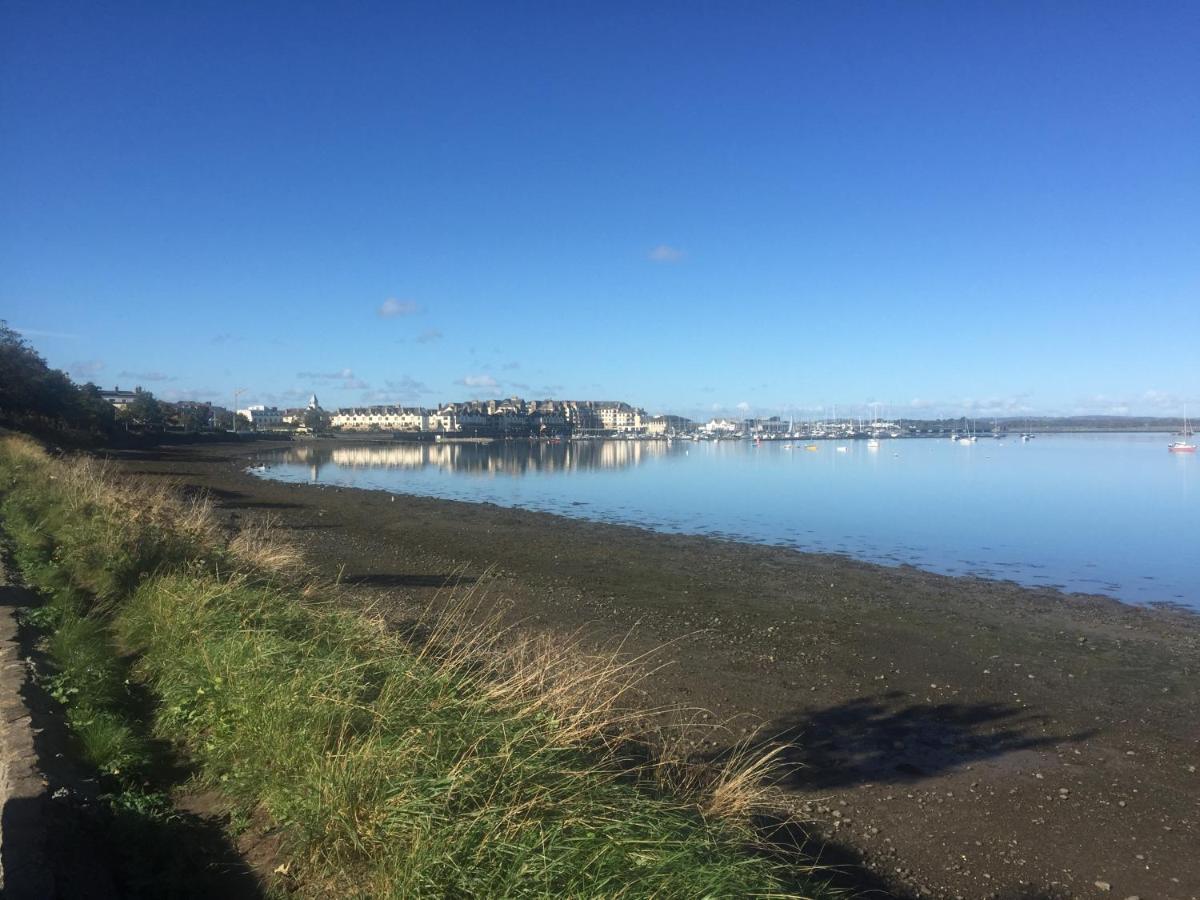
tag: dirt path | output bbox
[0,543,271,899]
[111,442,1200,899]
[0,558,56,899]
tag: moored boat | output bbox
[1169,409,1196,453]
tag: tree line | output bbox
[0,320,236,441]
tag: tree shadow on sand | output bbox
[342,573,478,589]
[196,485,304,511]
[751,813,914,898]
[750,691,1096,790]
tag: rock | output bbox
[1093,881,1111,892]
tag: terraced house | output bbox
[329,406,433,432]
[322,398,650,437]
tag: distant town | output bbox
[96,385,1194,441]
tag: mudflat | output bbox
[110,441,1199,900]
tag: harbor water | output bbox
[252,433,1199,610]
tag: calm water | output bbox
[252,434,1199,610]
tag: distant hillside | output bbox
[906,415,1190,433]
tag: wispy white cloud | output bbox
[836,395,1040,418]
[415,328,443,344]
[735,400,751,412]
[295,369,367,390]
[1135,389,1196,411]
[1067,389,1197,417]
[648,244,685,263]
[1072,394,1130,416]
[69,360,105,377]
[455,374,504,397]
[118,369,176,382]
[384,376,431,398]
[378,298,421,318]
[255,389,314,406]
[958,394,1035,416]
[360,380,430,404]
[298,368,356,381]
[458,374,499,389]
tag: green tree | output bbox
[302,407,330,433]
[0,320,115,437]
[121,389,166,430]
[173,403,212,433]
[75,383,117,433]
[0,321,53,416]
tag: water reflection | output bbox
[260,439,677,482]
[252,435,1199,608]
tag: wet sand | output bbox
[111,441,1199,899]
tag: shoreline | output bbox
[256,437,1197,614]
[255,464,1200,619]
[282,426,1196,446]
[110,442,1200,899]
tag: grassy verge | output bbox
[0,435,834,897]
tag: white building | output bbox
[99,387,139,408]
[282,394,324,426]
[595,403,644,432]
[238,405,285,428]
[702,418,740,434]
[330,406,430,431]
[428,408,457,432]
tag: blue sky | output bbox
[2,1,1197,420]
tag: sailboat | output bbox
[1168,408,1196,453]
[956,417,974,445]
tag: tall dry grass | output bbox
[0,435,834,898]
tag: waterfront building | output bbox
[595,402,643,432]
[748,416,788,435]
[645,415,696,436]
[237,404,286,429]
[330,406,430,432]
[281,394,325,427]
[702,418,740,434]
[99,386,139,408]
[321,396,661,438]
[529,411,569,434]
[548,400,646,433]
[429,407,458,432]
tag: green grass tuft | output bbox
[0,435,838,898]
